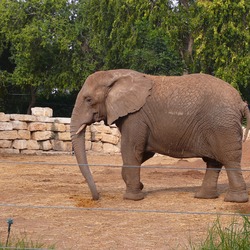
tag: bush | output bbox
[190,216,250,250]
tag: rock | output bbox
[39,140,52,150]
[10,114,36,122]
[103,143,120,153]
[91,124,112,134]
[46,123,66,132]
[56,132,71,141]
[51,117,71,124]
[17,130,31,140]
[12,121,28,130]
[0,122,13,131]
[31,107,53,117]
[27,140,40,150]
[13,140,27,149]
[0,148,19,154]
[0,113,10,122]
[0,140,12,148]
[28,122,46,131]
[92,142,103,152]
[21,149,42,155]
[0,130,18,140]
[101,134,119,145]
[32,131,54,141]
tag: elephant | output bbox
[70,69,250,203]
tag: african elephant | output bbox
[70,69,250,202]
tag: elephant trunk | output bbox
[70,114,99,200]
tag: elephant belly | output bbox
[146,133,201,159]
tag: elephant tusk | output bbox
[76,124,87,135]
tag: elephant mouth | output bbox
[94,113,105,122]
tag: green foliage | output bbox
[81,0,184,75]
[193,0,250,100]
[190,216,250,250]
[0,231,55,249]
[0,0,249,113]
[0,0,94,92]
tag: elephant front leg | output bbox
[122,165,144,201]
[195,158,222,199]
[224,166,248,203]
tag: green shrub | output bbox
[0,232,56,250]
[191,216,250,250]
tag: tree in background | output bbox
[0,0,97,114]
[193,0,250,101]
[0,0,249,114]
[80,0,184,75]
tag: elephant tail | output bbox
[243,104,250,142]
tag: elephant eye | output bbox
[85,97,92,105]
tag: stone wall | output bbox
[0,107,120,155]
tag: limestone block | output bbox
[64,141,72,151]
[111,127,120,137]
[86,126,91,133]
[0,148,19,154]
[31,107,53,117]
[65,124,70,132]
[34,116,51,122]
[27,140,40,150]
[17,130,31,140]
[103,143,120,153]
[0,140,12,148]
[0,130,18,140]
[13,140,27,149]
[51,140,64,151]
[51,140,71,151]
[10,114,36,122]
[39,140,52,150]
[91,124,112,134]
[85,141,91,151]
[46,123,66,132]
[52,117,71,124]
[91,133,102,142]
[32,131,54,141]
[56,132,71,141]
[21,149,42,155]
[12,121,28,130]
[0,122,13,131]
[85,131,91,141]
[0,113,10,122]
[101,134,119,145]
[28,122,46,131]
[91,141,102,152]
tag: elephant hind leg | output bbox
[224,165,248,203]
[195,157,222,199]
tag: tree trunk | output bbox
[27,86,37,115]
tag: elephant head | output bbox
[70,69,152,200]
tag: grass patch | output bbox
[0,232,56,250]
[190,216,250,250]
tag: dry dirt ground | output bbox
[0,141,250,250]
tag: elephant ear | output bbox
[106,72,152,125]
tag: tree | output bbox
[80,0,184,75]
[192,0,250,100]
[0,0,97,113]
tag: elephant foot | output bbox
[224,189,249,203]
[139,182,144,190]
[194,188,219,199]
[123,191,144,201]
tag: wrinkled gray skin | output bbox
[70,69,250,202]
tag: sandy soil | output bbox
[0,141,250,249]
